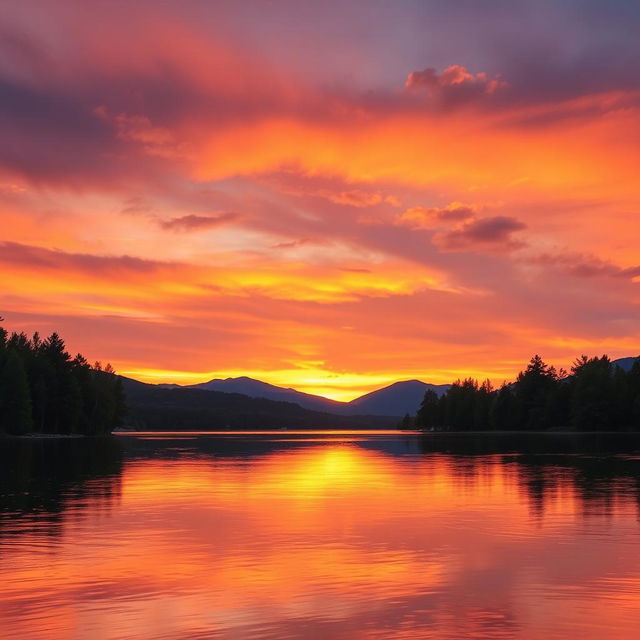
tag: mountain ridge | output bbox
[187,376,450,416]
[612,356,640,372]
[120,376,398,430]
[123,355,638,427]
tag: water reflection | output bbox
[0,438,123,543]
[1,432,640,639]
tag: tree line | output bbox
[415,354,640,431]
[0,321,125,435]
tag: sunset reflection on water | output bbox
[1,432,640,639]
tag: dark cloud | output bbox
[0,75,121,184]
[529,253,640,280]
[0,24,305,187]
[0,242,163,275]
[499,45,640,108]
[436,216,527,251]
[159,212,240,232]
[406,65,507,107]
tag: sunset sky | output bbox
[1,0,639,400]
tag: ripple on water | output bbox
[2,432,640,640]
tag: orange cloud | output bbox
[159,212,240,232]
[395,203,477,229]
[435,215,527,251]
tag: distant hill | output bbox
[347,380,450,416]
[188,376,346,414]
[612,356,640,372]
[120,357,639,430]
[189,376,450,416]
[120,377,396,430]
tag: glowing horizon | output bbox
[1,1,639,400]
[119,366,459,402]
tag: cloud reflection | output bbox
[1,434,640,639]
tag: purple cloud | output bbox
[528,253,640,280]
[159,212,240,232]
[0,241,164,274]
[406,65,507,107]
[436,216,527,251]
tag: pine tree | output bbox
[0,320,125,435]
[570,355,613,430]
[416,389,440,429]
[489,383,522,430]
[515,355,558,429]
[0,350,33,435]
[626,358,640,430]
[472,379,493,429]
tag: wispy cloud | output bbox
[159,212,240,232]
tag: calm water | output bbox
[1,431,640,640]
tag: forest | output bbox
[3,315,639,435]
[0,322,125,436]
[122,376,394,430]
[415,355,640,431]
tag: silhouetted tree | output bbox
[570,356,614,430]
[0,350,33,435]
[472,379,493,429]
[416,389,440,429]
[611,363,630,429]
[398,413,414,429]
[623,358,640,430]
[0,321,125,435]
[515,355,559,429]
[489,383,522,430]
[414,354,640,433]
[443,379,479,430]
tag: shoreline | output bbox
[113,429,640,435]
[4,433,94,439]
[3,430,640,439]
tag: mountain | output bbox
[122,357,640,429]
[120,376,396,429]
[347,380,450,416]
[189,376,449,416]
[188,377,346,414]
[612,356,639,372]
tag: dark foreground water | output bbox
[1,431,640,640]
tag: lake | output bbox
[1,430,640,639]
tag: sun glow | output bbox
[118,367,419,401]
